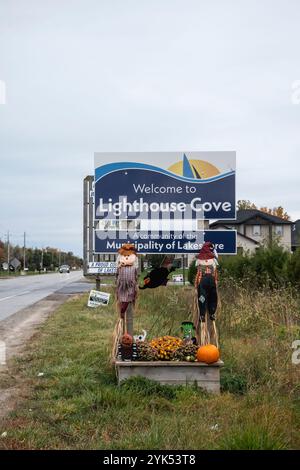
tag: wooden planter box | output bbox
[115,360,224,394]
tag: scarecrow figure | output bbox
[139,256,177,289]
[193,242,219,347]
[116,243,138,336]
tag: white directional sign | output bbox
[87,290,111,307]
[87,261,117,275]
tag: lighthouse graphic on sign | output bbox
[168,154,221,180]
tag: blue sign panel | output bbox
[94,152,236,221]
[94,230,237,255]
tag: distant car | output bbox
[59,265,70,273]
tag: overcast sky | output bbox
[0,0,300,256]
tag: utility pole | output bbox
[40,248,44,272]
[96,253,101,290]
[7,230,10,275]
[23,231,26,271]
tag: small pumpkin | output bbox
[196,344,220,364]
[121,333,133,348]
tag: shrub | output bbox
[221,370,248,395]
[250,242,289,287]
[188,259,197,285]
[287,248,300,285]
[219,252,253,281]
[219,242,293,288]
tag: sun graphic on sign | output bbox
[168,154,220,179]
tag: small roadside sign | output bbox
[10,258,21,270]
[172,274,184,283]
[87,290,111,307]
[87,261,117,275]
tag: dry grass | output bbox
[0,282,299,449]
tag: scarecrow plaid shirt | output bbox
[195,263,218,287]
[116,265,138,302]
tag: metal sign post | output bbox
[83,176,92,276]
[83,178,118,290]
[83,175,101,290]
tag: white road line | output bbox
[0,295,15,302]
[0,290,31,302]
[0,274,83,303]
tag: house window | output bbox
[275,225,283,236]
[252,225,261,236]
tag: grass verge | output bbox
[0,285,299,449]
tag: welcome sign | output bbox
[93,152,236,254]
[94,152,236,221]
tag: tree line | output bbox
[0,239,83,272]
[237,200,290,220]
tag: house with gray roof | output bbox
[210,209,292,253]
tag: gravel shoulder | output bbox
[0,293,72,420]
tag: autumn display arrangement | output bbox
[114,243,221,366]
[129,336,220,364]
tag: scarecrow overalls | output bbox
[195,264,218,323]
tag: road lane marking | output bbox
[0,274,83,302]
[0,290,31,302]
[0,295,15,302]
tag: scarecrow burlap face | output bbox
[197,241,216,267]
[117,243,137,267]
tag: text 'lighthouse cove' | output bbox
[97,197,232,217]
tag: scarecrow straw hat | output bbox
[118,243,137,256]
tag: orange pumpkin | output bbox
[196,344,220,364]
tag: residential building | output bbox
[210,209,292,253]
[292,219,300,252]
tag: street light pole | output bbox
[7,230,10,275]
[23,231,26,271]
[40,248,43,272]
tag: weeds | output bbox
[120,376,178,400]
[0,282,299,449]
[218,425,288,450]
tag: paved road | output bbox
[0,271,92,322]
